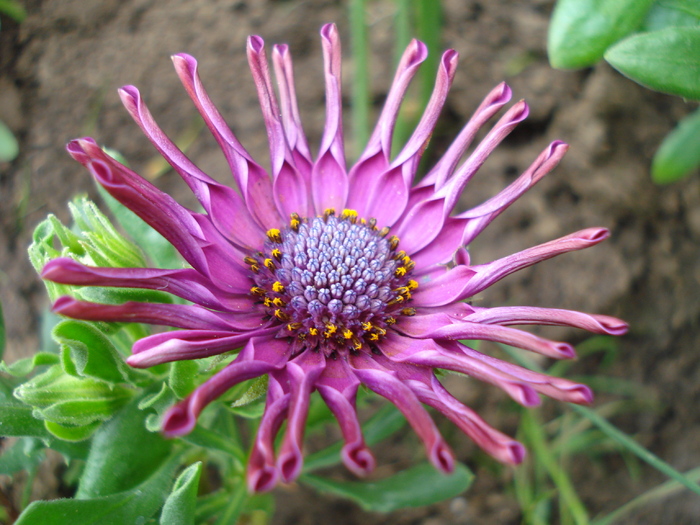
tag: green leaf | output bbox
[44,420,102,442]
[169,360,199,399]
[77,395,173,498]
[548,0,654,69]
[605,26,700,99]
[0,351,60,377]
[0,438,45,475]
[0,120,19,162]
[15,454,180,525]
[652,106,700,183]
[0,0,27,22]
[0,403,53,438]
[644,0,700,32]
[159,462,202,525]
[301,462,473,512]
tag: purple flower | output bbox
[42,24,627,492]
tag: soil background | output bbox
[1,1,700,524]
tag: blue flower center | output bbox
[246,209,417,356]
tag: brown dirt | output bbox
[1,0,700,523]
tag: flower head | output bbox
[42,24,627,492]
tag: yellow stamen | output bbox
[271,248,282,261]
[274,309,289,320]
[388,235,400,250]
[264,258,276,271]
[341,209,358,223]
[401,307,416,316]
[378,226,390,237]
[343,328,353,339]
[266,228,282,243]
[323,208,336,221]
[361,321,373,331]
[272,297,286,307]
[251,287,266,296]
[272,281,285,293]
[394,250,407,261]
[309,327,319,336]
[374,327,387,336]
[250,264,260,274]
[369,333,380,341]
[395,266,407,277]
[244,256,258,266]
[385,316,396,325]
[263,297,273,307]
[407,279,419,290]
[290,213,301,231]
[287,322,302,331]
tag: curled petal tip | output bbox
[582,227,610,243]
[320,22,338,40]
[247,34,265,53]
[407,39,429,65]
[507,443,527,465]
[431,442,456,474]
[49,295,74,314]
[556,343,577,359]
[494,81,512,104]
[511,99,530,122]
[342,445,376,477]
[573,385,594,405]
[441,49,459,72]
[161,403,196,437]
[272,43,289,56]
[601,317,629,336]
[277,450,303,483]
[247,467,279,494]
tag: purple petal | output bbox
[317,358,375,477]
[127,327,278,368]
[379,332,541,407]
[436,100,530,215]
[459,141,569,246]
[276,349,326,483]
[161,336,290,436]
[247,36,311,219]
[346,39,427,216]
[247,390,290,493]
[41,258,252,310]
[409,217,469,269]
[118,86,264,250]
[422,320,576,360]
[350,351,455,473]
[67,138,210,275]
[419,82,512,190]
[467,306,629,335]
[462,228,610,299]
[51,296,260,331]
[411,265,476,307]
[416,375,526,465]
[311,24,348,213]
[171,53,281,229]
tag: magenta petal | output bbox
[467,306,629,335]
[247,391,290,493]
[410,217,469,270]
[247,35,311,219]
[171,53,280,229]
[462,228,610,299]
[419,82,513,190]
[350,352,455,473]
[41,258,251,311]
[127,327,277,368]
[66,139,210,275]
[276,349,326,483]
[412,265,476,307]
[118,86,264,250]
[317,358,375,477]
[311,24,348,213]
[161,337,290,436]
[51,296,258,331]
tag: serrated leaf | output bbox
[605,26,700,99]
[15,453,180,525]
[644,0,700,31]
[159,462,202,525]
[301,462,473,512]
[548,0,655,69]
[652,106,700,183]
[77,394,173,498]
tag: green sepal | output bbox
[159,462,203,525]
[548,0,654,69]
[44,419,102,442]
[13,365,134,426]
[54,320,150,386]
[652,106,700,184]
[605,26,700,100]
